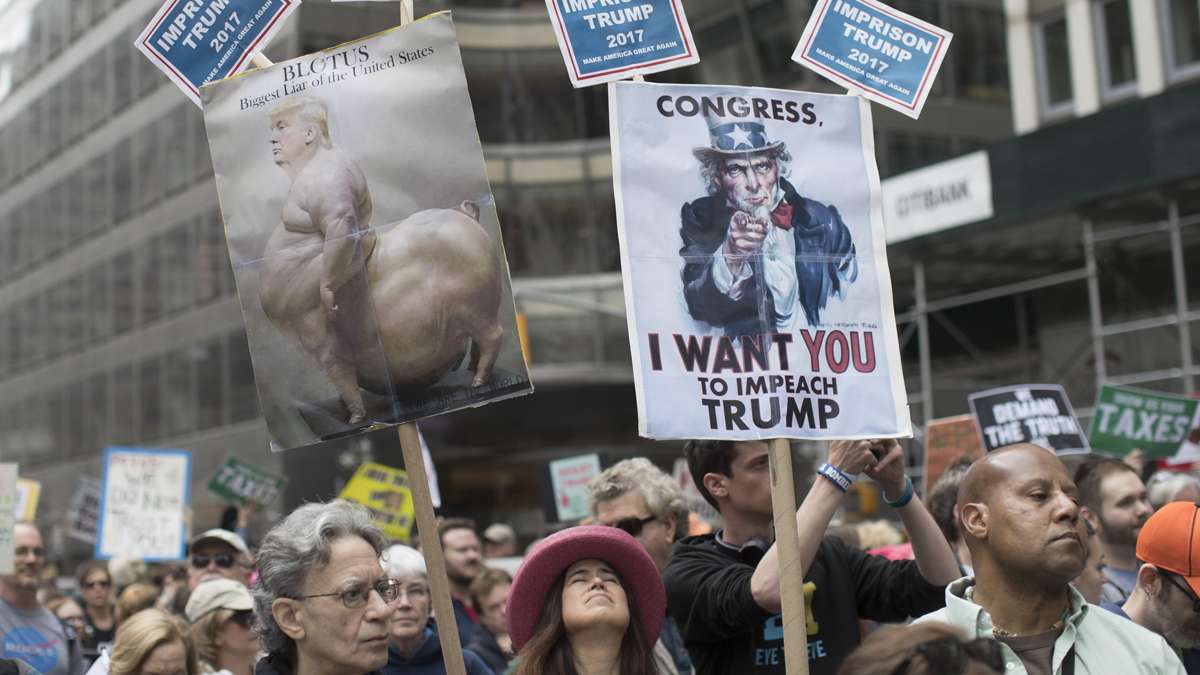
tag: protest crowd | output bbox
[3,437,1200,675]
[5,0,1200,674]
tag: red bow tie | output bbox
[770,201,793,230]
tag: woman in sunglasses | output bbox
[837,621,1003,675]
[186,579,259,675]
[76,561,117,667]
[507,526,662,675]
[253,500,394,675]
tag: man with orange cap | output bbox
[1107,501,1200,673]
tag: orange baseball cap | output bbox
[1136,500,1200,597]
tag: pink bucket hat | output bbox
[506,525,666,652]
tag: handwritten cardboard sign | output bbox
[96,447,192,561]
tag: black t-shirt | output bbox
[663,533,947,675]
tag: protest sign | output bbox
[544,0,699,87]
[14,479,40,521]
[0,464,15,574]
[610,81,909,440]
[549,454,601,522]
[968,384,1088,455]
[208,458,288,506]
[201,13,533,452]
[134,0,300,107]
[66,477,103,544]
[338,462,414,542]
[923,415,983,493]
[96,447,192,561]
[792,0,952,119]
[1088,384,1200,460]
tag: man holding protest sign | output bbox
[0,524,83,675]
[665,438,958,674]
[680,112,857,338]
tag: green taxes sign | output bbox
[1088,385,1200,459]
[207,458,288,506]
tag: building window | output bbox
[1034,12,1074,120]
[1095,0,1137,99]
[1163,0,1200,79]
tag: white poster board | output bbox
[550,454,602,522]
[609,81,910,440]
[0,464,16,574]
[96,447,192,561]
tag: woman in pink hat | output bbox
[506,525,663,675]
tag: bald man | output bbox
[915,444,1184,674]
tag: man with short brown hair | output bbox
[1074,457,1153,604]
[466,568,512,673]
[438,518,484,646]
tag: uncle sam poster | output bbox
[610,82,909,440]
[201,14,532,451]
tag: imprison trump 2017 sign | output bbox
[610,82,909,440]
[545,0,699,86]
[135,0,300,106]
[793,0,951,119]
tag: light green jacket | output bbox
[915,577,1186,675]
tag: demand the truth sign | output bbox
[968,384,1088,455]
[1089,384,1200,459]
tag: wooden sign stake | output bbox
[768,438,810,675]
[399,422,469,675]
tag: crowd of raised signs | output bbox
[0,441,1199,675]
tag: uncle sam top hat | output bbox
[693,110,785,162]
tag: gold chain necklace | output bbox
[965,585,1070,638]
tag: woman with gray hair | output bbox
[379,545,494,675]
[1146,470,1200,511]
[253,500,401,675]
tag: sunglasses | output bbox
[191,553,238,570]
[229,610,255,629]
[602,515,657,537]
[84,580,111,589]
[890,636,1006,675]
[1161,571,1200,614]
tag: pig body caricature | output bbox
[201,15,533,451]
[259,94,504,429]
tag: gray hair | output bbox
[587,458,687,529]
[253,500,387,657]
[381,544,426,579]
[1146,471,1200,511]
[700,146,792,197]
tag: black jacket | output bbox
[663,533,946,675]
